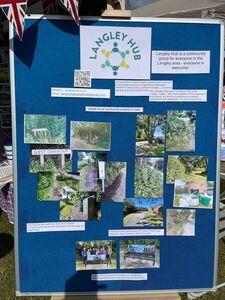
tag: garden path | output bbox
[84,165,97,191]
[103,171,126,202]
[125,212,148,226]
[72,138,93,149]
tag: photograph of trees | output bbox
[24,114,66,144]
[70,121,111,151]
[100,162,127,202]
[166,155,208,184]
[166,209,195,236]
[30,145,72,173]
[134,157,164,198]
[123,198,163,227]
[173,180,213,209]
[77,152,106,192]
[166,110,196,152]
[76,240,117,270]
[136,114,165,156]
[120,239,160,269]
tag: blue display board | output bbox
[11,16,223,295]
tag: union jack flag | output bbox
[0,0,27,40]
[59,0,79,25]
[42,0,58,15]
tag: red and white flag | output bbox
[59,0,79,25]
[0,0,27,40]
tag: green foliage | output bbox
[135,161,163,198]
[72,122,110,149]
[37,173,54,200]
[76,240,116,260]
[166,156,185,183]
[167,209,195,234]
[24,114,66,144]
[123,199,137,216]
[166,110,195,151]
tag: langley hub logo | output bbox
[80,26,151,79]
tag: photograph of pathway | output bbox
[70,121,111,151]
[100,162,127,202]
[123,198,163,227]
[77,152,106,192]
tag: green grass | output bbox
[0,210,50,300]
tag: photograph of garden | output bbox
[166,155,208,184]
[166,209,196,236]
[173,180,214,209]
[120,239,160,269]
[77,152,106,192]
[70,121,111,151]
[76,240,116,270]
[166,110,196,152]
[30,145,72,173]
[123,198,163,227]
[136,114,165,156]
[134,157,164,198]
[24,114,66,144]
[100,162,127,202]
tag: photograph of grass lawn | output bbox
[100,162,127,202]
[134,157,164,198]
[166,155,208,184]
[173,180,214,209]
[166,110,196,152]
[166,209,195,236]
[123,198,163,227]
[70,121,111,151]
[136,114,165,156]
[77,152,106,192]
[76,240,116,271]
[30,145,72,173]
[120,239,160,269]
[24,114,66,144]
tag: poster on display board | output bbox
[10,15,223,295]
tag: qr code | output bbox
[74,70,91,88]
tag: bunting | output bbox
[0,0,27,40]
[59,0,79,25]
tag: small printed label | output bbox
[149,89,207,102]
[91,273,148,281]
[32,149,71,155]
[115,80,173,96]
[51,88,110,99]
[108,229,164,237]
[27,222,85,232]
[86,106,143,113]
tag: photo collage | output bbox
[24,109,212,270]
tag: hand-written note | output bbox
[91,273,148,281]
[152,51,210,74]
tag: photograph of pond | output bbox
[166,209,195,236]
[136,114,166,156]
[77,152,107,192]
[24,114,66,144]
[134,157,164,198]
[120,239,160,269]
[76,240,117,271]
[123,198,163,227]
[173,180,214,209]
[30,145,72,173]
[166,155,208,184]
[100,162,127,202]
[166,110,196,152]
[70,121,111,151]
